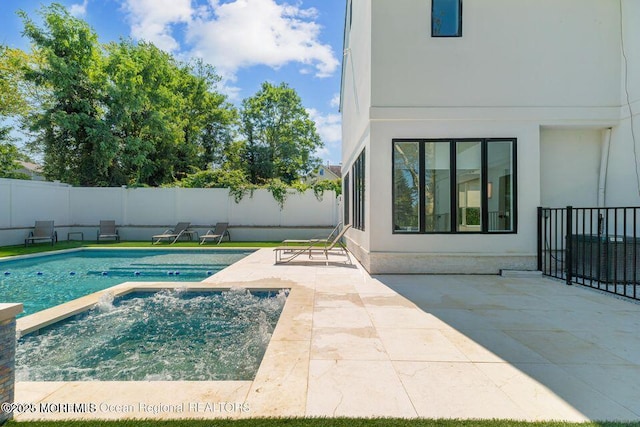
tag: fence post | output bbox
[565,206,573,286]
[537,207,543,271]
[0,304,23,424]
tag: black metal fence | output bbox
[538,206,640,300]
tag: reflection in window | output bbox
[352,150,365,231]
[432,0,462,37]
[487,141,514,232]
[425,142,451,232]
[393,142,420,232]
[343,172,350,226]
[392,138,516,234]
[456,141,482,232]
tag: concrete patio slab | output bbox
[11,248,640,422]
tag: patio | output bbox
[13,248,640,422]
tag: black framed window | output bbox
[432,0,462,37]
[343,172,350,225]
[393,138,516,234]
[352,149,365,231]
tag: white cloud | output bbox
[314,146,330,160]
[121,0,193,52]
[330,93,340,109]
[120,0,340,91]
[69,0,89,17]
[307,108,341,147]
[187,0,339,81]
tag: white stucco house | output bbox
[340,0,640,274]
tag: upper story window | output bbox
[432,0,462,37]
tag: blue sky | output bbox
[0,0,345,164]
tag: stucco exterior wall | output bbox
[368,119,540,254]
[540,128,603,208]
[343,0,638,273]
[371,0,621,108]
[606,0,640,207]
[341,0,372,170]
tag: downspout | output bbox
[598,128,612,207]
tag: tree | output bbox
[0,45,33,119]
[239,82,322,184]
[104,41,236,186]
[103,39,185,186]
[0,128,30,179]
[176,59,238,172]
[0,45,32,179]
[19,3,115,186]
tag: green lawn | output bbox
[0,241,281,258]
[6,420,640,427]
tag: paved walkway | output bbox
[14,248,640,421]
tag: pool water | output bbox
[0,249,250,316]
[16,288,287,381]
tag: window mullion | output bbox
[419,141,426,233]
[481,140,489,233]
[449,141,457,233]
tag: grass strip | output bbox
[6,419,639,427]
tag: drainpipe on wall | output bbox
[598,128,612,208]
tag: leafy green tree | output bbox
[177,59,238,172]
[104,41,236,186]
[103,39,184,186]
[0,45,33,118]
[19,3,115,186]
[239,82,323,184]
[1,45,38,180]
[0,127,30,179]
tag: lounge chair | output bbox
[274,225,352,265]
[199,222,231,245]
[97,220,120,242]
[152,222,195,245]
[281,222,342,246]
[25,220,57,247]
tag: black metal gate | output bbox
[538,206,640,300]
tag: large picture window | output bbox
[352,149,365,231]
[393,139,516,234]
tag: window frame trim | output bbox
[391,138,517,235]
[352,149,366,231]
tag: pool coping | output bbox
[0,247,258,264]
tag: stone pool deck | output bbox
[13,248,640,421]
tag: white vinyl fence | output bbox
[0,179,341,245]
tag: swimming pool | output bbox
[17,288,287,381]
[0,249,251,316]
